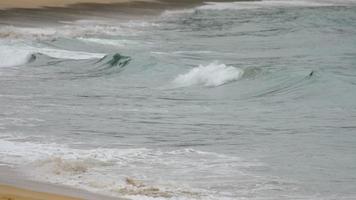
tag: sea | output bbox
[0,0,356,199]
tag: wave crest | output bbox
[197,0,339,11]
[0,43,104,68]
[173,62,244,87]
[0,48,33,68]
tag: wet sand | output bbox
[0,0,242,10]
[0,0,243,199]
[0,166,124,200]
[0,0,154,9]
[0,184,82,200]
[0,0,224,26]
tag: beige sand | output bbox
[0,0,153,9]
[0,184,83,200]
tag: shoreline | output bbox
[0,0,244,10]
[0,0,247,26]
[0,166,124,200]
[0,0,206,25]
[0,0,200,10]
[0,0,154,9]
[0,184,82,200]
[0,1,251,200]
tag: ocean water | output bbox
[1,0,356,199]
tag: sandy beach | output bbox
[0,184,82,200]
[1,0,355,199]
[0,166,123,200]
[0,180,123,200]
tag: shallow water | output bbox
[1,0,356,199]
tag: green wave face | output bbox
[23,52,132,79]
[1,2,356,200]
[105,53,131,68]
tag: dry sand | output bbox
[0,0,154,9]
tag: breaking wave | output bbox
[28,52,132,79]
[0,43,104,68]
[197,0,356,11]
[0,48,33,68]
[0,41,130,78]
[173,62,244,87]
[77,37,139,47]
[0,19,157,41]
[0,138,265,200]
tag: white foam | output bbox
[0,23,126,41]
[173,62,244,87]
[161,9,196,17]
[77,37,139,47]
[0,47,33,68]
[0,41,104,68]
[0,138,146,173]
[0,26,57,40]
[0,18,159,42]
[0,138,259,200]
[36,47,104,60]
[162,0,356,18]
[197,0,352,10]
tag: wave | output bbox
[0,19,155,41]
[161,9,196,17]
[77,37,138,47]
[0,23,121,40]
[161,1,343,16]
[196,0,355,11]
[28,52,132,79]
[0,39,131,70]
[173,62,244,87]
[0,41,131,79]
[0,48,33,68]
[35,47,104,60]
[252,70,317,98]
[0,43,104,68]
[0,138,257,200]
[94,53,131,72]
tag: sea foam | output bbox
[197,0,338,10]
[0,48,33,68]
[0,138,257,200]
[173,62,243,87]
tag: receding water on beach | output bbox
[1,0,356,199]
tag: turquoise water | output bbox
[1,1,356,199]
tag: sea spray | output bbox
[173,62,244,87]
[0,46,33,67]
